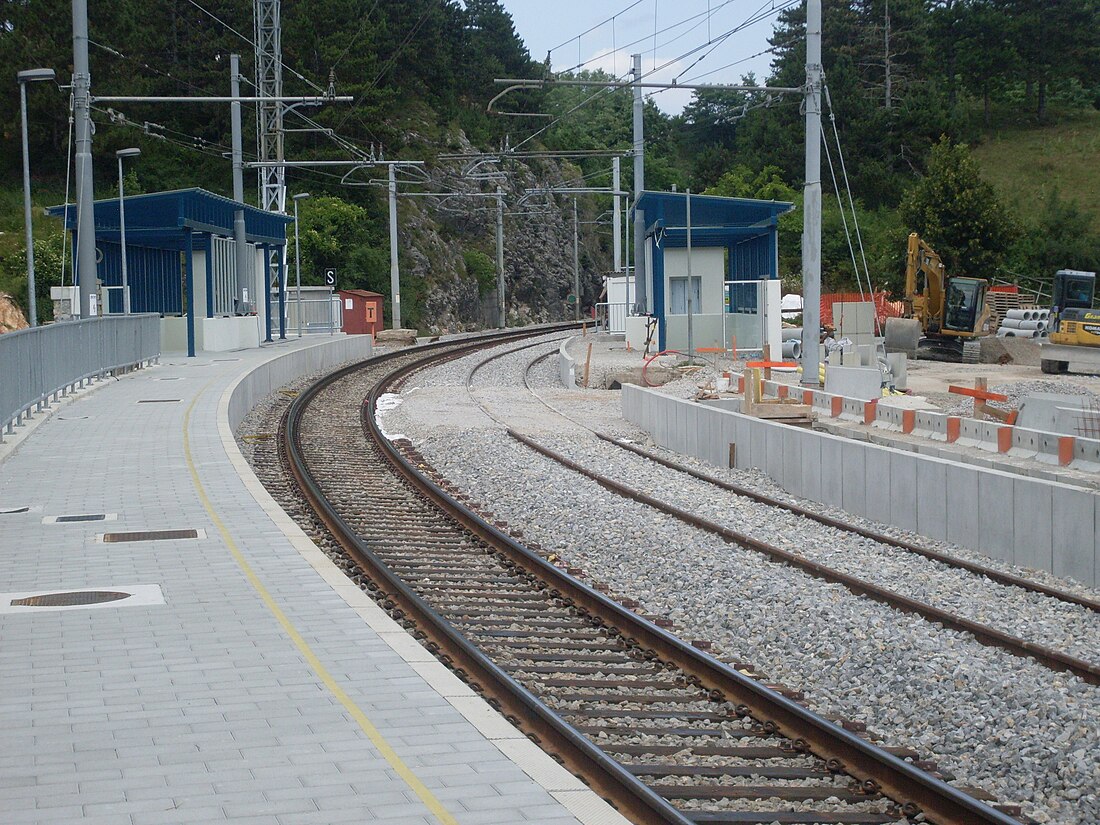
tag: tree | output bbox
[900,136,1016,277]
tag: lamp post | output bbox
[116,148,141,314]
[292,192,310,337]
[18,68,56,327]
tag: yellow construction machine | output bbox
[884,233,990,362]
[1040,269,1100,373]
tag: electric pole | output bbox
[388,163,401,329]
[254,0,285,213]
[631,53,647,315]
[496,186,505,328]
[612,156,622,273]
[72,0,96,318]
[230,54,251,313]
[800,0,823,387]
[573,197,580,322]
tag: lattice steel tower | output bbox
[254,0,285,213]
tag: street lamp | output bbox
[18,68,56,327]
[292,192,310,337]
[116,148,141,314]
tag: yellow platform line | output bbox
[182,387,460,825]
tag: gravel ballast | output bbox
[385,336,1100,825]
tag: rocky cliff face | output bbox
[400,133,607,334]
[0,292,29,334]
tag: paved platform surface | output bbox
[0,338,618,825]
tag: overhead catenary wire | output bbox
[824,83,875,297]
[820,121,866,300]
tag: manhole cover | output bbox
[103,529,199,543]
[11,590,131,607]
[137,399,180,404]
[0,506,30,515]
[55,514,106,523]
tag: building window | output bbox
[669,276,702,315]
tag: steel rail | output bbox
[596,433,1100,614]
[286,329,1025,825]
[507,428,1100,689]
[284,328,692,825]
[518,347,1100,614]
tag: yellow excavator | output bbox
[1040,269,1100,373]
[884,233,990,362]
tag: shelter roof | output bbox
[338,289,384,298]
[46,187,292,247]
[632,190,793,230]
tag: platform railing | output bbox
[1,314,161,440]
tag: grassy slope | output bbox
[970,109,1100,231]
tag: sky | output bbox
[500,0,787,115]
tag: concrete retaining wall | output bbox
[228,336,374,432]
[623,384,1099,587]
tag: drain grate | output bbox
[11,590,131,607]
[102,529,199,543]
[56,514,106,523]
[158,377,182,381]
[137,399,180,404]
[58,416,90,421]
[1,506,30,515]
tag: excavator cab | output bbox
[942,277,988,334]
[1051,269,1095,317]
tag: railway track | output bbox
[277,326,1025,825]
[463,341,1100,685]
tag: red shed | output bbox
[339,290,384,336]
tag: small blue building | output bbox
[630,191,793,353]
[48,188,293,356]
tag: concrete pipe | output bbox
[1036,309,1050,320]
[884,317,922,354]
[1005,309,1029,321]
[782,327,803,341]
[996,328,1016,337]
[1013,319,1045,331]
[1023,310,1035,321]
[781,339,802,359]
[999,318,1025,329]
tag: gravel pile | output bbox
[945,379,1100,417]
[383,341,1100,825]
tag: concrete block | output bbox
[840,445,867,517]
[841,350,861,367]
[1051,487,1097,586]
[945,463,981,549]
[889,451,919,532]
[799,430,823,502]
[835,301,875,338]
[886,353,908,391]
[856,344,874,367]
[1016,392,1090,435]
[782,427,804,495]
[1012,479,1052,573]
[863,447,892,523]
[977,470,1016,564]
[819,436,844,508]
[765,423,785,481]
[825,366,881,401]
[915,459,948,542]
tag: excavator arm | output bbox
[904,232,946,330]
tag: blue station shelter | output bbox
[631,191,793,352]
[48,188,293,357]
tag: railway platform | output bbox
[0,337,622,825]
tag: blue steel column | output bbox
[205,234,214,318]
[184,229,196,358]
[276,244,286,339]
[261,244,273,342]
